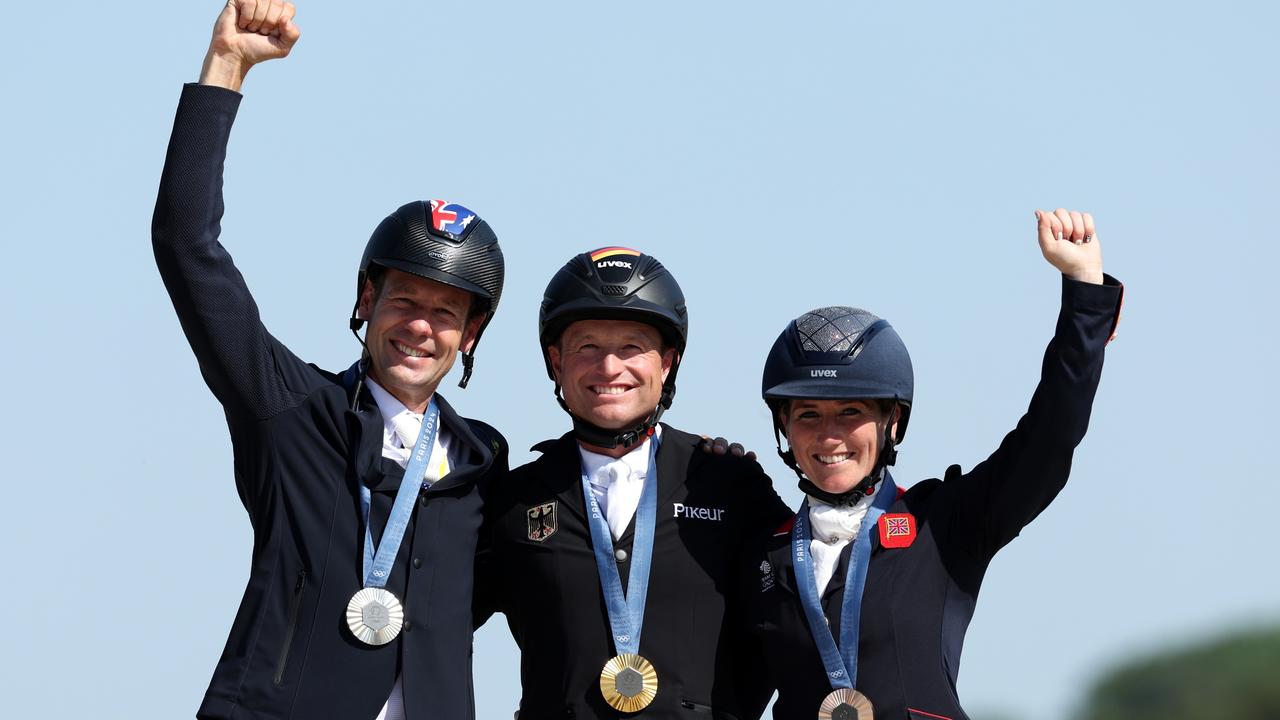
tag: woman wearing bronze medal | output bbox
[742,210,1123,719]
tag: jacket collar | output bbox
[425,392,494,494]
[343,361,493,493]
[530,423,696,536]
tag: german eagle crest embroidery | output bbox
[527,501,558,542]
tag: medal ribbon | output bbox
[580,438,661,656]
[791,473,898,690]
[359,399,442,588]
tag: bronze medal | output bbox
[599,653,659,712]
[818,688,873,720]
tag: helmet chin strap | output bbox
[555,385,674,450]
[774,422,899,507]
[346,309,373,413]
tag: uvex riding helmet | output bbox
[350,199,505,388]
[761,306,913,505]
[539,247,688,448]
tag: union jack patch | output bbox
[527,501,558,542]
[878,513,917,549]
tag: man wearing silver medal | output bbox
[475,248,793,719]
[154,2,507,718]
[742,210,1123,719]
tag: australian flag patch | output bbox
[428,199,478,239]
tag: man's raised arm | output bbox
[152,1,305,422]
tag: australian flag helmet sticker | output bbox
[428,199,477,240]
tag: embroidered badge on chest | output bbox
[759,559,775,592]
[877,513,917,549]
[527,501,558,542]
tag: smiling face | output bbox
[548,319,675,435]
[781,399,898,494]
[358,267,482,412]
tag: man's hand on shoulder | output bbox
[199,0,301,92]
[698,436,757,461]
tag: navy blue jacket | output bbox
[742,276,1122,720]
[153,83,508,720]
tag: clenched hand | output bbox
[199,0,300,92]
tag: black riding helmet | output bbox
[350,199,505,388]
[539,247,688,448]
[762,306,913,505]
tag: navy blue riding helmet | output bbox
[761,306,913,505]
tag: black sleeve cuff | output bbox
[176,82,243,124]
[1062,273,1124,342]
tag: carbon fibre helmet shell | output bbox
[762,306,914,443]
[353,199,505,387]
[357,200,504,313]
[538,247,689,382]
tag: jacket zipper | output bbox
[273,569,307,686]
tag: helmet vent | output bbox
[601,284,628,296]
[796,306,880,354]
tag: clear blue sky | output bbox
[2,2,1276,718]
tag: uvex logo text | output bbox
[596,260,633,269]
[810,369,838,378]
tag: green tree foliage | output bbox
[1076,625,1280,720]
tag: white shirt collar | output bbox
[365,378,424,431]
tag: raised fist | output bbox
[1036,208,1104,284]
[200,1,300,91]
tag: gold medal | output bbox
[345,588,404,646]
[819,688,874,720]
[598,653,659,712]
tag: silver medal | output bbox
[345,587,405,645]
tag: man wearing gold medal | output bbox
[155,3,508,718]
[742,211,1122,719]
[476,248,793,719]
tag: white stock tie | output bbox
[809,502,862,596]
[600,460,636,540]
[392,414,423,466]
